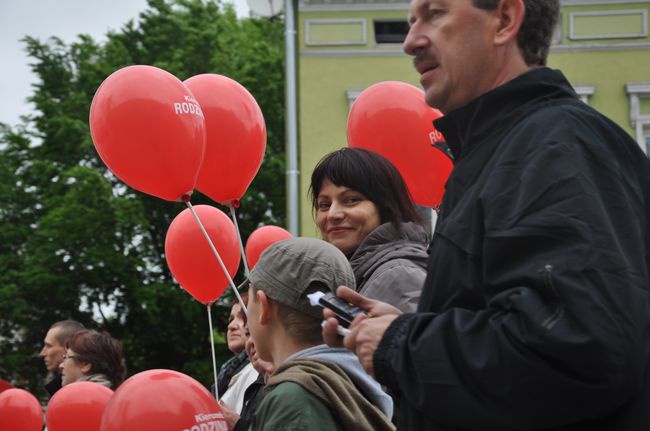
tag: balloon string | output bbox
[431,207,437,234]
[184,200,248,316]
[207,304,220,400]
[229,205,250,278]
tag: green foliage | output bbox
[0,0,285,397]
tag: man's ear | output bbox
[494,0,525,46]
[256,290,274,326]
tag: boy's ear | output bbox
[257,290,274,326]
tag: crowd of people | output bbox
[29,0,650,430]
[39,321,125,396]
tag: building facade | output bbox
[297,0,650,235]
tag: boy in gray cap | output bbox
[246,237,394,431]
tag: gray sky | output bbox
[0,0,249,127]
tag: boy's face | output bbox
[246,285,272,362]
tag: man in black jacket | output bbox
[323,0,650,429]
[39,320,84,397]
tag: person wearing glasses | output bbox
[59,329,125,390]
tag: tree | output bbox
[0,0,285,397]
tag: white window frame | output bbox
[305,18,368,46]
[568,9,648,40]
[573,85,595,104]
[626,83,650,155]
[346,89,362,110]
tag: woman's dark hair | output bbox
[309,148,423,230]
[66,329,126,389]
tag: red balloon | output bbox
[347,81,453,208]
[0,379,12,394]
[245,225,293,269]
[46,382,113,431]
[0,388,43,431]
[185,74,266,206]
[90,65,206,201]
[99,369,226,431]
[165,205,241,304]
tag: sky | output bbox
[0,0,250,128]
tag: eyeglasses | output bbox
[62,353,79,361]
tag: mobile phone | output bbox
[320,320,350,337]
[307,291,366,327]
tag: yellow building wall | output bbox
[299,55,418,236]
[298,2,650,235]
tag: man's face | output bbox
[404,0,498,113]
[40,327,65,372]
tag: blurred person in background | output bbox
[220,337,276,431]
[39,320,85,397]
[60,329,125,390]
[217,293,249,393]
[218,292,260,414]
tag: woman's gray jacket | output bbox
[349,222,429,313]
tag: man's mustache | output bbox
[413,51,437,68]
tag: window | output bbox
[374,20,409,44]
[573,85,595,105]
[626,83,650,156]
[346,90,361,110]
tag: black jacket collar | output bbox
[434,67,578,161]
[44,371,62,397]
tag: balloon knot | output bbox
[231,200,240,209]
[180,194,191,203]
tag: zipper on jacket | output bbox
[541,264,565,330]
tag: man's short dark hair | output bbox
[50,320,85,346]
[473,0,560,66]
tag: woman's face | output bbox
[315,178,381,256]
[59,349,90,386]
[226,303,247,354]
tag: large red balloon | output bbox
[46,382,113,431]
[99,369,226,431]
[90,65,206,201]
[165,205,240,304]
[0,388,43,431]
[245,225,293,269]
[347,81,453,208]
[185,74,266,206]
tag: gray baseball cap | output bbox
[248,237,356,319]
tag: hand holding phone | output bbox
[307,291,367,327]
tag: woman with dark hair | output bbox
[310,147,429,312]
[59,329,125,390]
